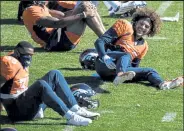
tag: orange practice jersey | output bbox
[23,5,55,47]
[56,1,81,45]
[0,56,29,94]
[23,4,80,47]
[57,1,77,9]
[112,19,148,60]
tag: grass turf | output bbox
[0,1,183,131]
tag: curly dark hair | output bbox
[132,7,162,37]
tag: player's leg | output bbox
[83,2,106,37]
[13,80,92,125]
[40,70,100,118]
[126,67,164,87]
[95,51,130,81]
[41,70,78,108]
[106,52,136,85]
[67,2,105,37]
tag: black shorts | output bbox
[46,27,76,51]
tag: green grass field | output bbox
[0,1,183,131]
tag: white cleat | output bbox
[113,71,136,85]
[159,76,183,90]
[34,108,44,119]
[114,1,147,15]
[76,107,100,118]
[67,113,92,126]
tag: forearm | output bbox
[95,28,119,58]
[36,12,85,28]
[94,38,107,58]
[64,10,74,17]
[49,9,65,19]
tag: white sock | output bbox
[103,1,112,10]
[159,81,165,88]
[70,104,80,112]
[64,110,74,120]
[107,1,121,11]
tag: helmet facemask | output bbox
[13,41,34,68]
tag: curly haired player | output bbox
[93,8,183,90]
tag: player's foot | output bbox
[67,113,92,126]
[76,107,100,118]
[159,76,183,90]
[113,71,136,85]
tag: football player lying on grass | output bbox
[0,41,100,126]
[21,1,105,51]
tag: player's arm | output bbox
[36,12,86,28]
[0,75,7,88]
[63,10,75,17]
[132,41,148,67]
[131,58,141,67]
[49,9,65,19]
[94,28,119,58]
[49,9,74,18]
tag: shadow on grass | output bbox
[0,46,15,52]
[126,81,159,89]
[101,15,120,19]
[0,46,47,54]
[43,117,61,121]
[0,19,24,25]
[0,115,13,124]
[0,45,83,54]
[65,76,111,94]
[58,67,82,71]
[0,115,66,125]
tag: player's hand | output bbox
[83,9,95,18]
[81,2,96,18]
[82,1,97,11]
[103,55,116,70]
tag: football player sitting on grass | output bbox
[94,7,183,89]
[79,8,183,90]
[21,1,105,51]
[0,41,100,126]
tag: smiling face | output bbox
[134,18,152,37]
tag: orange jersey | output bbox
[112,19,148,60]
[57,1,77,9]
[23,5,55,47]
[0,56,29,95]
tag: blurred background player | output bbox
[103,1,147,17]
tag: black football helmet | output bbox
[70,83,99,109]
[79,49,98,70]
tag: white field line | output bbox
[161,112,177,122]
[144,36,167,40]
[156,1,173,16]
[63,125,75,131]
[99,110,114,114]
